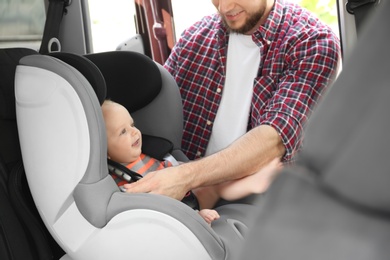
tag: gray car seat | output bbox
[15,50,259,259]
[236,1,390,259]
[49,51,198,208]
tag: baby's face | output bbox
[103,102,142,164]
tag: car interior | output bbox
[0,0,385,259]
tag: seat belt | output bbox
[107,158,200,210]
[107,159,143,184]
[346,0,378,34]
[39,0,70,54]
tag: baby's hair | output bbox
[102,99,114,104]
[102,99,118,111]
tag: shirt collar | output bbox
[255,0,284,43]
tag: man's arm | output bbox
[124,124,285,200]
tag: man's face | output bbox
[212,0,269,34]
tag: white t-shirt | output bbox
[205,33,260,156]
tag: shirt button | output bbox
[266,40,271,45]
[196,151,202,156]
[216,88,222,93]
[207,120,212,126]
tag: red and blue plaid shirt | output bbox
[164,0,340,162]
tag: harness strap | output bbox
[107,158,199,210]
[107,159,143,184]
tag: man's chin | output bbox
[223,19,251,34]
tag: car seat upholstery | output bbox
[15,51,259,259]
[236,1,390,259]
[0,48,65,260]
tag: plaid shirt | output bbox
[164,0,340,161]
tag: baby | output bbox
[102,100,282,224]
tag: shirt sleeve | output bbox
[259,30,340,161]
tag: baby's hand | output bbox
[198,209,220,224]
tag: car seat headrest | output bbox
[48,52,107,105]
[0,48,38,120]
[85,51,162,113]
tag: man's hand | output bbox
[123,165,190,200]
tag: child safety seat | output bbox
[48,51,199,210]
[15,50,259,259]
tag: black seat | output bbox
[0,48,65,260]
[0,157,35,260]
[236,1,390,259]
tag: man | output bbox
[124,0,340,200]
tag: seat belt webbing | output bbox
[39,0,70,54]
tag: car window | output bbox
[88,0,340,61]
[88,0,180,56]
[293,0,339,36]
[89,0,137,53]
[171,0,215,40]
[0,0,46,50]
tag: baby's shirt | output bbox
[110,153,172,186]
